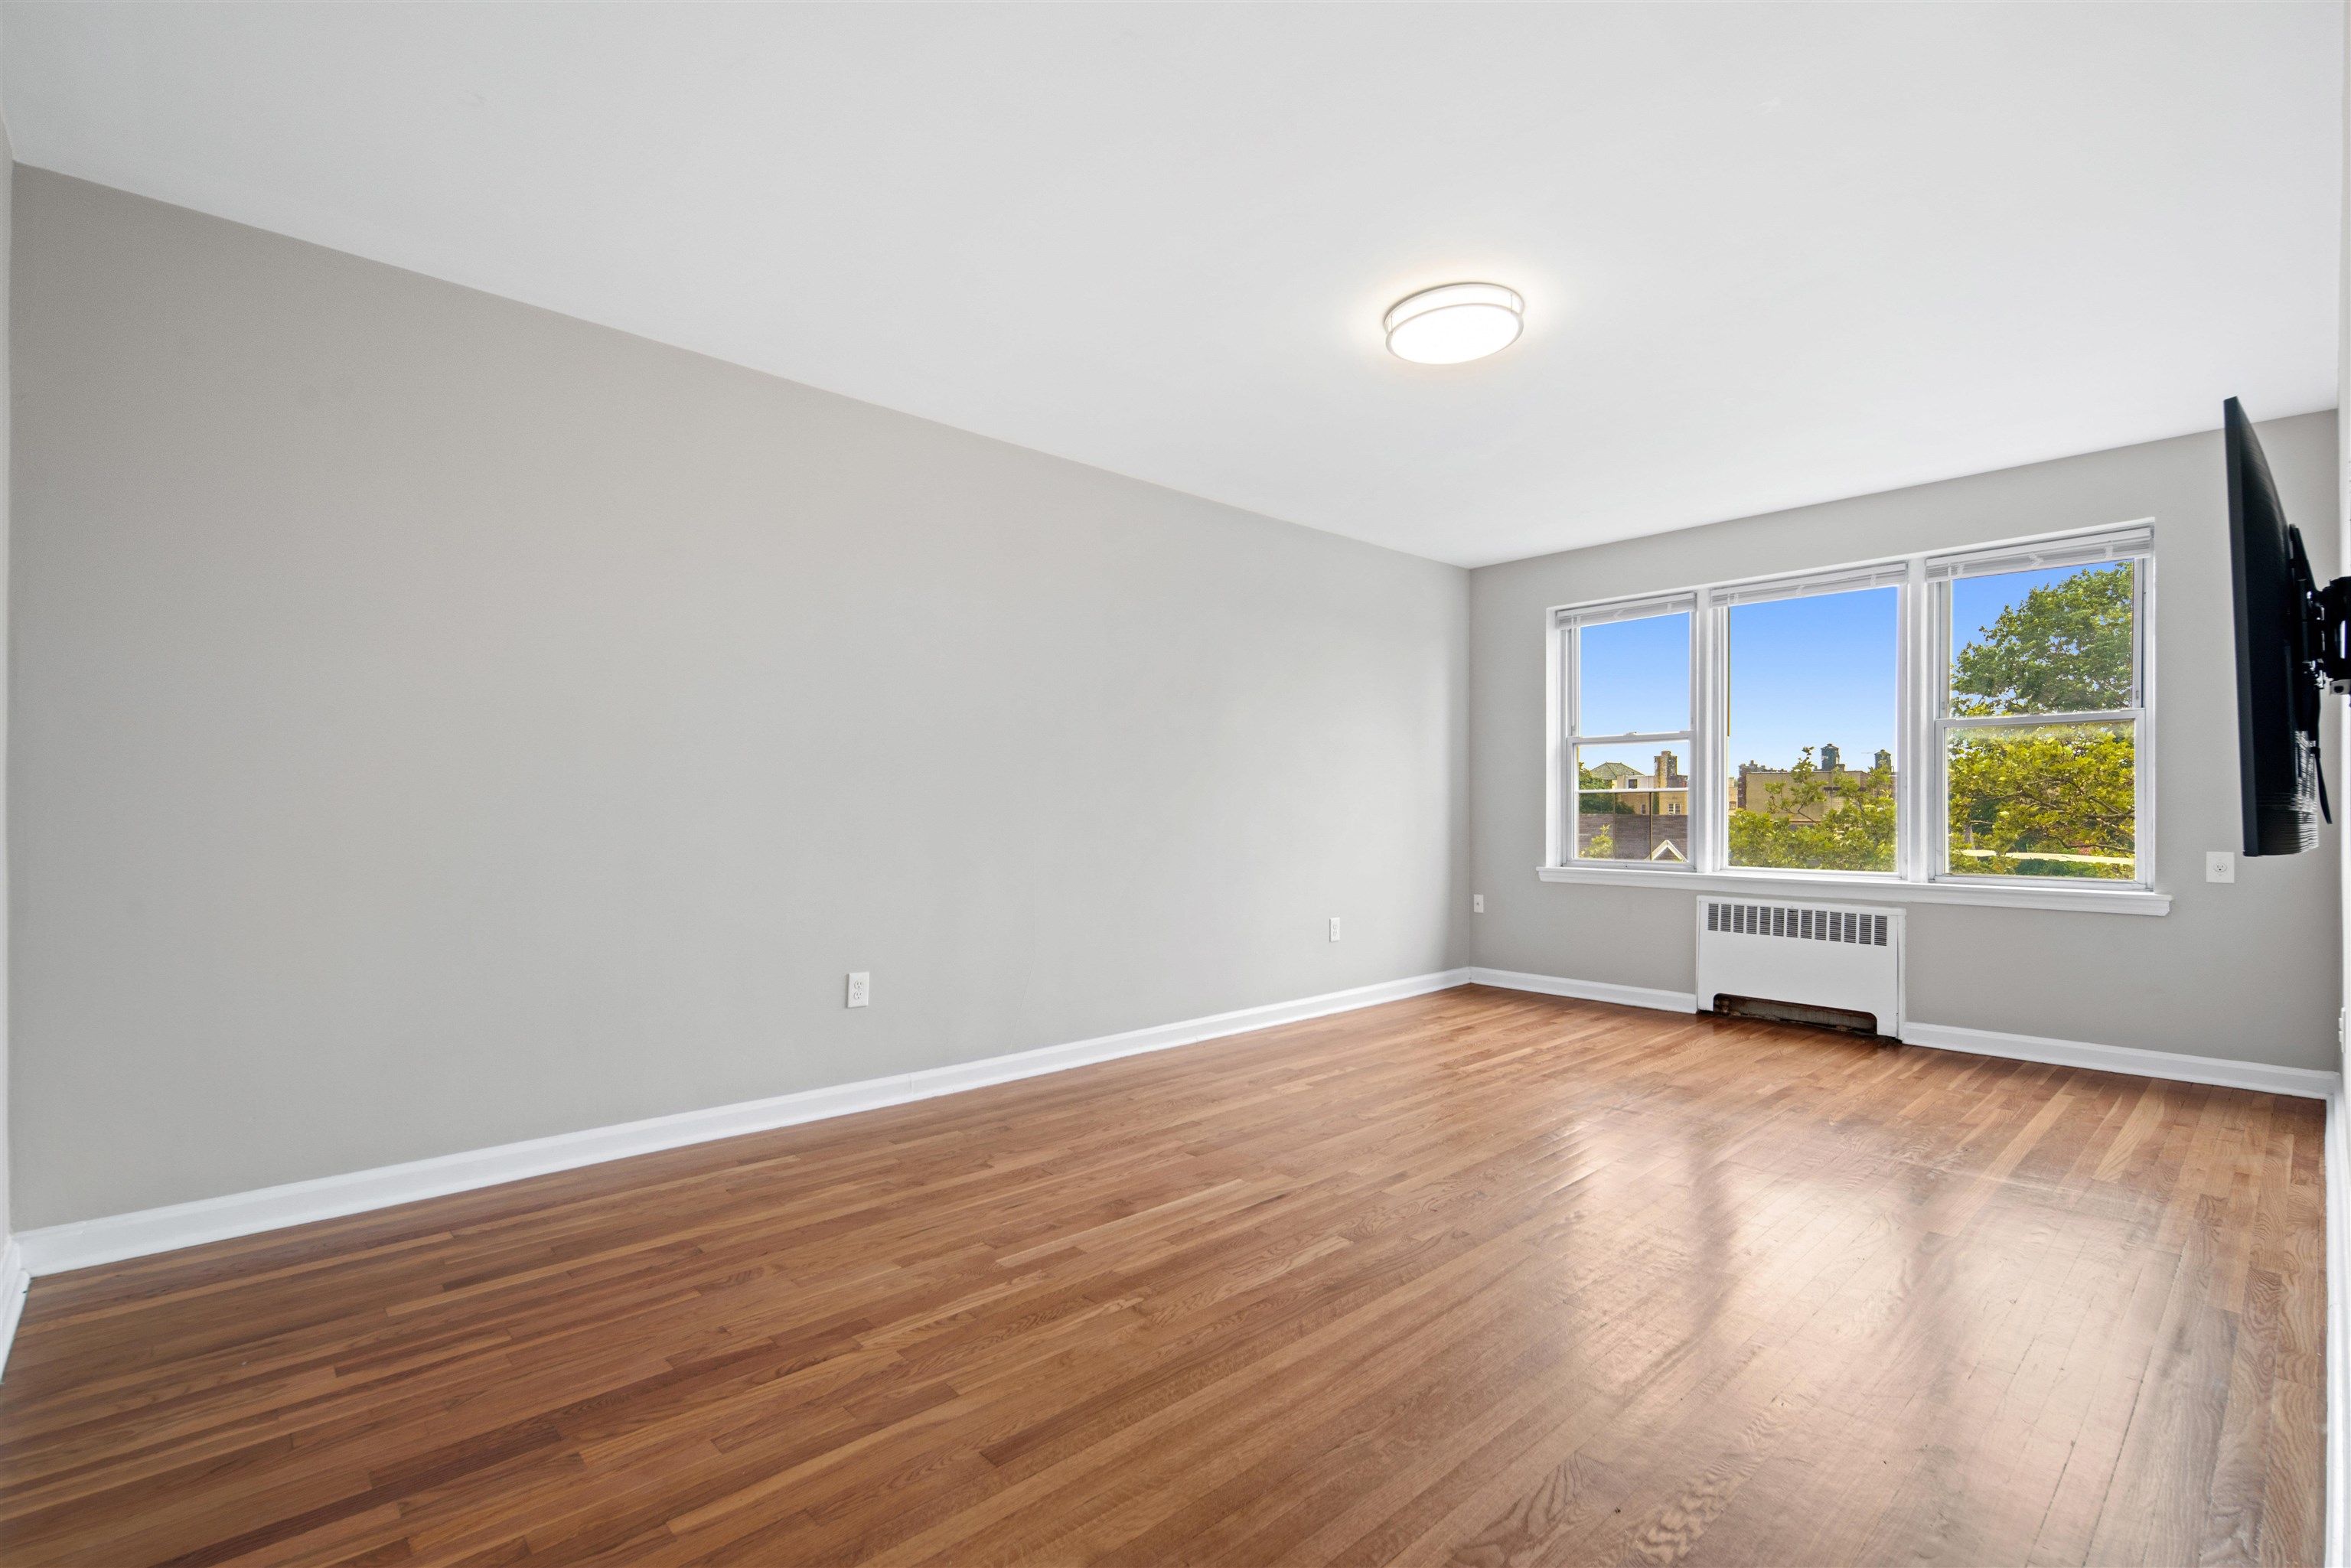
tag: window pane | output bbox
[1724,588,1898,872]
[1577,611,1689,736]
[1946,720,2135,879]
[1948,561,2134,716]
[1575,743,1690,863]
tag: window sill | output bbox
[1532,862,2171,916]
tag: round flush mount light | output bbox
[1383,282,1524,364]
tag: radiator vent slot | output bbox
[1705,902,1887,946]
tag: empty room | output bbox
[0,2,2347,1564]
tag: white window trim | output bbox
[1550,592,1699,871]
[1538,520,2169,918]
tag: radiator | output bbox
[1694,897,1904,1038]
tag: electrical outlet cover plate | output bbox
[2206,851,2235,884]
[846,971,871,1008]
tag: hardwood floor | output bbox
[0,985,2326,1566]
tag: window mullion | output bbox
[1936,570,1954,880]
[1897,561,1924,882]
[1691,605,1715,873]
[2137,552,2157,888]
[1708,603,1728,872]
[1551,622,1573,868]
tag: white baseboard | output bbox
[0,1240,28,1381]
[9,967,1472,1281]
[1466,967,1698,1014]
[1900,1020,2342,1100]
[1468,967,2340,1101]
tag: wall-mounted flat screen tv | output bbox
[2227,396,2347,855]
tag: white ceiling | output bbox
[5,2,2342,568]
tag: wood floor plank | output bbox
[0,986,2324,1565]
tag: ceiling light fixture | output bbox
[1383,282,1524,365]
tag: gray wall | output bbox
[1469,412,2343,1070]
[2339,13,2349,1090]
[10,169,1469,1229]
[0,110,13,1249]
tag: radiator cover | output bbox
[1694,897,1905,1039]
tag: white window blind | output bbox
[1925,524,2152,582]
[1554,593,1695,630]
[1704,562,1908,608]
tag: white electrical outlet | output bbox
[2206,851,2235,884]
[1329,917,1342,942]
[846,971,870,1008]
[1472,894,1485,914]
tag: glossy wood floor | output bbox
[0,986,2326,1566]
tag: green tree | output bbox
[1727,748,1896,872]
[1947,725,2135,879]
[1945,564,2137,878]
[1951,565,2133,716]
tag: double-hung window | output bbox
[1545,523,2160,910]
[1712,562,1909,875]
[1554,596,1694,865]
[1926,528,2150,884]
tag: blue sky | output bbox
[1577,612,1689,735]
[1578,566,2095,773]
[1726,590,1897,768]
